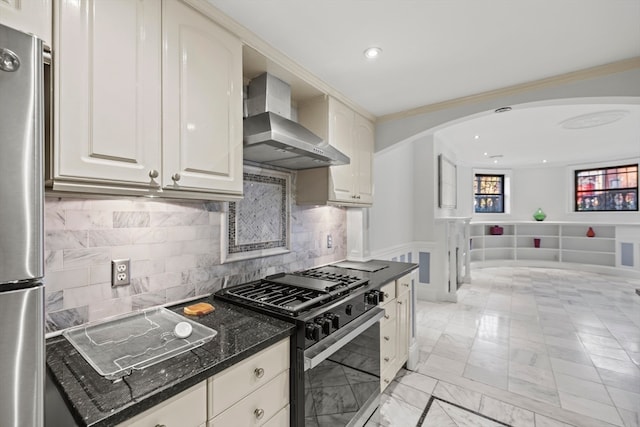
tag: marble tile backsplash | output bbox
[44,191,346,333]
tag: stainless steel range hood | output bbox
[243,73,350,170]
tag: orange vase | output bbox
[586,227,595,238]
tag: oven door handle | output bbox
[303,307,384,371]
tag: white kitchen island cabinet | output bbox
[296,96,374,206]
[0,0,51,46]
[379,272,413,391]
[52,0,243,201]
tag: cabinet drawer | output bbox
[208,370,289,427]
[117,381,206,427]
[262,404,290,427]
[208,339,289,417]
[378,281,396,305]
[380,301,397,329]
[380,321,397,372]
[396,273,412,296]
[380,365,397,392]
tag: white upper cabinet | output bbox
[53,0,162,192]
[297,96,374,206]
[52,0,243,200]
[0,0,52,46]
[162,0,242,196]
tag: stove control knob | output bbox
[306,323,322,341]
[378,289,385,303]
[321,318,332,335]
[365,291,380,305]
[326,313,340,329]
[345,304,353,316]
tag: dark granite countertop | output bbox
[45,260,417,427]
[46,298,295,427]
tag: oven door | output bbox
[304,307,383,427]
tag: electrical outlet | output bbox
[327,234,333,249]
[111,259,130,287]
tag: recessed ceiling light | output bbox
[363,47,382,59]
[542,159,547,163]
[474,135,480,140]
[483,152,488,156]
[493,159,498,164]
[559,110,629,129]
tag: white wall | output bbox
[413,135,436,241]
[369,140,415,253]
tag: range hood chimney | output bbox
[243,73,350,170]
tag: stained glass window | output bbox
[474,174,504,213]
[575,164,638,211]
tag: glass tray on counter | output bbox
[62,307,217,380]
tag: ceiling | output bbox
[208,0,640,167]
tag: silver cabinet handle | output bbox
[155,424,166,427]
[254,367,264,378]
[384,378,390,384]
[171,173,181,182]
[403,282,409,287]
[384,357,390,362]
[384,314,390,319]
[254,408,265,419]
[398,300,403,305]
[384,336,390,341]
[148,169,159,179]
[384,293,389,298]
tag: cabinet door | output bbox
[328,98,355,202]
[54,0,162,187]
[0,0,51,45]
[396,289,411,367]
[353,113,374,204]
[162,0,242,195]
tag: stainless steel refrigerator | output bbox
[0,22,45,427]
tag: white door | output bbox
[54,0,162,187]
[0,0,51,45]
[162,0,243,195]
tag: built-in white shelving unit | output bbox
[470,222,635,274]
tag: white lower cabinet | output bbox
[207,338,290,427]
[116,381,207,427]
[380,273,413,391]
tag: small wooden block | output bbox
[183,302,215,316]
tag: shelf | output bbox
[468,222,626,270]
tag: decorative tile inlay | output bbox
[228,167,290,256]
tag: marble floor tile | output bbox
[384,379,430,410]
[557,391,624,426]
[510,348,552,370]
[617,408,640,427]
[375,393,423,427]
[472,338,510,360]
[605,386,640,413]
[509,362,556,389]
[590,354,640,376]
[549,357,601,383]
[554,373,612,405]
[508,377,560,407]
[463,363,508,390]
[533,414,576,427]
[394,370,438,395]
[478,395,535,427]
[423,399,507,427]
[418,353,466,376]
[432,381,483,412]
[598,367,640,394]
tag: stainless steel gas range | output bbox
[215,262,396,427]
